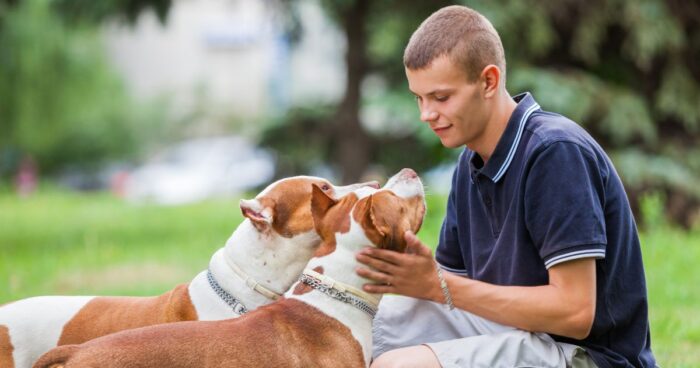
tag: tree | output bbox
[0,0,171,24]
[265,0,699,226]
[0,0,172,176]
[263,0,454,184]
[471,0,700,226]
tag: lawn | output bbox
[1,188,698,366]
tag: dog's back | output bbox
[34,299,365,368]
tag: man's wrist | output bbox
[434,262,455,309]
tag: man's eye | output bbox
[435,96,449,102]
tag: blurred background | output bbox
[1,0,699,221]
[1,0,699,365]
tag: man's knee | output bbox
[370,345,441,368]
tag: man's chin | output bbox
[439,137,464,149]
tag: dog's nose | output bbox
[399,168,418,179]
[359,181,380,189]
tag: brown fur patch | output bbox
[354,191,426,252]
[0,325,14,368]
[353,195,386,247]
[292,266,324,295]
[311,186,358,257]
[36,299,365,368]
[57,283,197,345]
[259,178,340,238]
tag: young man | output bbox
[356,5,656,368]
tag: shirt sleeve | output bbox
[435,163,469,276]
[524,141,607,269]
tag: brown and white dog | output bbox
[0,176,378,368]
[32,168,426,368]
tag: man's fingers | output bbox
[362,283,394,294]
[404,231,432,257]
[356,252,400,274]
[404,231,420,254]
[356,266,392,285]
[358,247,404,265]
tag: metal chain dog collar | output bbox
[299,271,378,318]
[207,269,249,315]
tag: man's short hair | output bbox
[404,5,506,82]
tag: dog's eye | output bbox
[321,184,331,191]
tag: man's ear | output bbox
[311,183,337,231]
[481,64,501,98]
[240,198,273,232]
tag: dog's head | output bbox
[311,169,426,255]
[239,176,379,238]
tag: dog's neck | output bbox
[209,219,320,311]
[286,223,383,366]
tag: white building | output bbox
[102,0,346,121]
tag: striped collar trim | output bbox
[472,92,540,183]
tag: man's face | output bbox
[406,55,489,149]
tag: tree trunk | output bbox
[333,0,373,184]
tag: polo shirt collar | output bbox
[470,92,540,183]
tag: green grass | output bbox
[1,188,698,366]
[0,189,240,299]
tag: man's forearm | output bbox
[441,258,596,340]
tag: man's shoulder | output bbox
[523,110,603,158]
[526,111,588,143]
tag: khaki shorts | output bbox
[373,295,597,368]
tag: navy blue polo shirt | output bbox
[436,93,656,368]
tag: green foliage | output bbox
[259,105,337,178]
[365,0,454,84]
[263,0,457,182]
[50,0,171,24]
[656,60,700,132]
[260,98,456,180]
[612,149,700,199]
[276,0,698,226]
[0,0,171,24]
[0,0,167,175]
[639,191,668,230]
[464,0,700,226]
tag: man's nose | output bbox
[420,109,439,122]
[417,98,438,122]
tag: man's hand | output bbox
[355,231,444,303]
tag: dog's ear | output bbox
[355,194,387,246]
[356,193,408,252]
[311,183,338,231]
[240,198,274,232]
